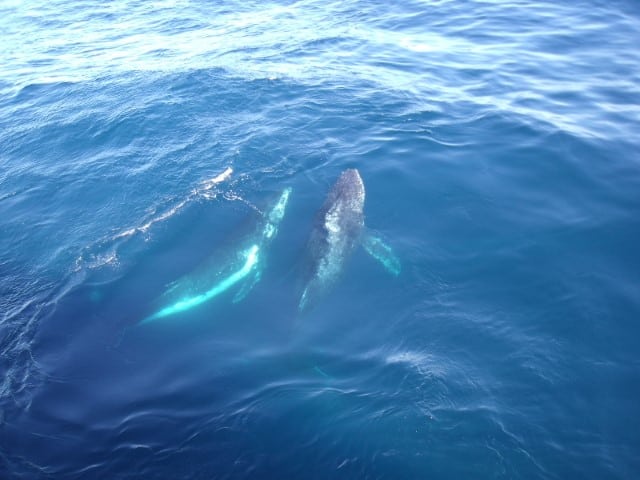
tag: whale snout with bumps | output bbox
[141,168,399,324]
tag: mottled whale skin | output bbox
[299,169,366,310]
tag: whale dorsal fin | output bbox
[362,231,401,276]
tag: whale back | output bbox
[300,169,366,310]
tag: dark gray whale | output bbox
[299,169,400,310]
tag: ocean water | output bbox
[1,0,640,478]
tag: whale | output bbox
[141,187,292,324]
[299,169,400,311]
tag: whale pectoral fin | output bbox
[362,232,401,276]
[232,269,262,303]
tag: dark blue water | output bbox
[2,1,640,478]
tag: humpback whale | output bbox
[299,169,400,311]
[142,187,292,324]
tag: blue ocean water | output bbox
[1,0,640,478]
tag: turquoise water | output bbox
[2,1,640,478]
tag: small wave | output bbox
[73,167,234,274]
[0,191,19,203]
[385,350,447,379]
[113,167,233,241]
[0,287,57,411]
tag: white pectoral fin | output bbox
[362,232,401,276]
[232,268,262,303]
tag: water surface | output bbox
[1,1,640,478]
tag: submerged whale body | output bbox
[142,187,291,324]
[299,169,399,311]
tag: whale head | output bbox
[332,168,364,212]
